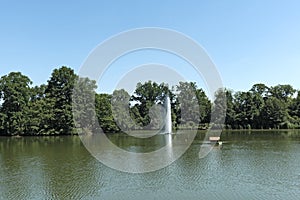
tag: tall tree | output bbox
[95,93,119,133]
[45,66,77,135]
[111,89,136,131]
[224,89,236,129]
[132,81,170,127]
[211,88,228,128]
[72,77,98,134]
[234,91,262,129]
[250,83,269,98]
[270,84,295,102]
[25,84,50,135]
[0,72,32,135]
[176,82,200,128]
[195,88,211,124]
[260,97,288,129]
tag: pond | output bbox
[1,130,300,199]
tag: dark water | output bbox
[1,130,300,199]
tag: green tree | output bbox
[224,89,236,129]
[250,83,269,98]
[0,72,32,135]
[248,84,266,128]
[31,84,46,101]
[45,66,77,135]
[176,82,200,128]
[211,88,228,128]
[95,93,119,133]
[233,91,263,129]
[260,97,288,129]
[25,84,50,135]
[270,84,295,102]
[195,88,211,124]
[132,81,170,127]
[72,77,98,134]
[286,90,300,128]
[266,84,295,128]
[111,89,137,131]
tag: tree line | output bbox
[0,66,300,136]
[219,84,300,129]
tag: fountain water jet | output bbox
[164,95,172,134]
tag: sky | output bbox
[1,0,300,95]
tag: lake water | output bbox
[1,130,300,199]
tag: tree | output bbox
[72,77,98,134]
[260,97,288,129]
[250,83,269,98]
[25,84,50,135]
[233,91,259,129]
[31,84,46,101]
[211,88,228,128]
[224,89,236,129]
[131,81,170,127]
[111,89,137,131]
[286,90,300,128]
[95,93,119,133]
[45,66,78,135]
[195,88,211,124]
[248,84,267,128]
[2,67,300,135]
[176,82,200,128]
[269,84,295,101]
[0,72,32,135]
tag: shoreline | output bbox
[1,129,300,137]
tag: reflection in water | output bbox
[0,137,103,199]
[1,130,300,199]
[80,130,196,173]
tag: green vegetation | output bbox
[217,84,300,129]
[0,66,300,136]
[0,67,79,136]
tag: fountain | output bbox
[164,95,172,134]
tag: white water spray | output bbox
[164,95,172,134]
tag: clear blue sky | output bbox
[1,0,300,94]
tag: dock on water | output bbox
[209,136,222,145]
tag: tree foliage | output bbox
[224,84,300,129]
[0,72,32,135]
[1,67,300,136]
[45,66,77,135]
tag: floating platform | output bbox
[209,136,220,142]
[209,136,222,145]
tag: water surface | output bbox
[1,130,300,199]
